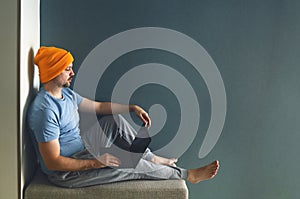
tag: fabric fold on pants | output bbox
[48,114,188,188]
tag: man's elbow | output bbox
[43,157,63,171]
[44,160,59,171]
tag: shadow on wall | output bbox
[22,47,38,189]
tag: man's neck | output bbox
[43,82,63,99]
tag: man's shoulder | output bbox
[29,88,57,114]
[27,90,57,128]
[35,89,53,105]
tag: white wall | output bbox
[0,0,20,198]
[0,0,40,198]
[20,0,40,198]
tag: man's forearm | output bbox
[45,156,103,172]
[97,102,151,126]
[96,102,137,115]
[79,98,150,126]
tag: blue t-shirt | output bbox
[27,87,84,174]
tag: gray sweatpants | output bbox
[48,115,188,188]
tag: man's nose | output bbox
[70,69,75,76]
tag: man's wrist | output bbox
[90,159,105,169]
[129,104,137,112]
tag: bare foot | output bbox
[187,160,219,184]
[151,155,178,166]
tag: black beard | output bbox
[63,82,70,87]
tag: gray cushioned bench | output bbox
[24,169,189,199]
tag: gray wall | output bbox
[41,0,300,198]
[0,0,19,198]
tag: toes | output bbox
[212,160,219,166]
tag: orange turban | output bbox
[34,46,74,83]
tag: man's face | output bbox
[53,63,75,88]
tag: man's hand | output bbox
[130,105,151,128]
[95,153,121,167]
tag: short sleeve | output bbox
[74,91,83,105]
[34,108,60,142]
